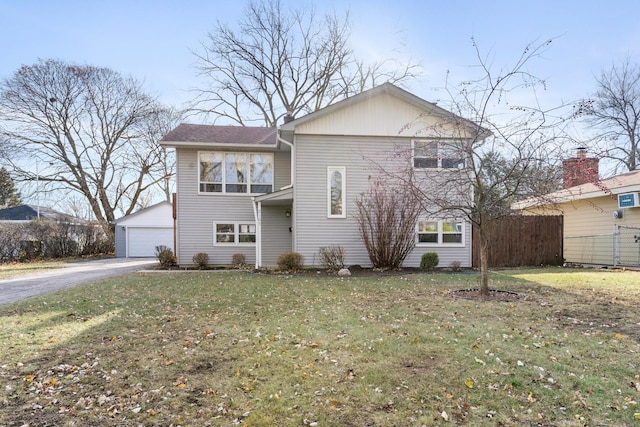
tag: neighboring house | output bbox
[112,201,174,258]
[514,150,640,267]
[160,83,486,268]
[0,204,81,223]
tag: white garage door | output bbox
[128,227,174,257]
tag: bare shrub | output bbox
[450,260,462,272]
[0,220,111,262]
[192,252,209,269]
[75,222,112,256]
[0,223,25,261]
[355,176,421,270]
[155,245,176,268]
[319,245,345,271]
[277,251,304,271]
[232,253,246,267]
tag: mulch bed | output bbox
[447,288,527,302]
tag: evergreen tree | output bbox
[0,167,22,208]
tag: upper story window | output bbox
[413,140,465,170]
[327,166,346,218]
[417,219,464,246]
[199,151,273,194]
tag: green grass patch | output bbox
[0,260,66,279]
[0,268,639,426]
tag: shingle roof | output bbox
[513,169,640,209]
[0,205,84,222]
[160,123,277,146]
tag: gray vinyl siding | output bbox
[114,225,126,258]
[261,205,293,266]
[404,224,472,267]
[293,135,472,268]
[175,148,290,266]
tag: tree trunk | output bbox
[479,231,490,295]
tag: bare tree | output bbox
[127,107,182,204]
[355,176,422,270]
[0,59,176,236]
[190,0,419,126]
[575,58,640,172]
[372,38,569,295]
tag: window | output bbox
[417,220,464,245]
[327,167,346,218]
[199,152,273,194]
[214,222,256,245]
[413,140,465,169]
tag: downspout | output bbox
[251,197,261,269]
[277,131,294,190]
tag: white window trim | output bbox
[416,219,465,247]
[198,151,274,195]
[213,221,257,246]
[327,166,346,219]
[412,140,465,170]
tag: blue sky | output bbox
[1,0,638,208]
[2,0,639,113]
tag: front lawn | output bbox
[1,268,639,426]
[0,260,66,280]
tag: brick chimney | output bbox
[562,147,599,188]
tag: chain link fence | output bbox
[616,225,640,267]
[564,225,640,267]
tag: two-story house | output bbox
[160,83,485,268]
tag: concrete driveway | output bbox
[0,258,158,305]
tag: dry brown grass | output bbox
[0,267,639,426]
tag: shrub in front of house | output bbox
[192,252,209,269]
[450,260,462,272]
[420,252,439,270]
[232,253,246,267]
[155,245,176,268]
[319,245,345,271]
[277,251,304,271]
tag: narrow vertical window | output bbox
[327,167,346,218]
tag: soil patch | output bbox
[447,288,527,302]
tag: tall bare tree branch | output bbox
[0,59,179,236]
[574,57,640,172]
[189,0,420,126]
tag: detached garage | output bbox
[113,201,174,258]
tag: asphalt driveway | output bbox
[0,258,158,305]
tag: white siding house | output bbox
[161,83,486,268]
[113,201,174,258]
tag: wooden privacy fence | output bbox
[472,215,564,268]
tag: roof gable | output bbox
[280,83,489,139]
[112,201,173,226]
